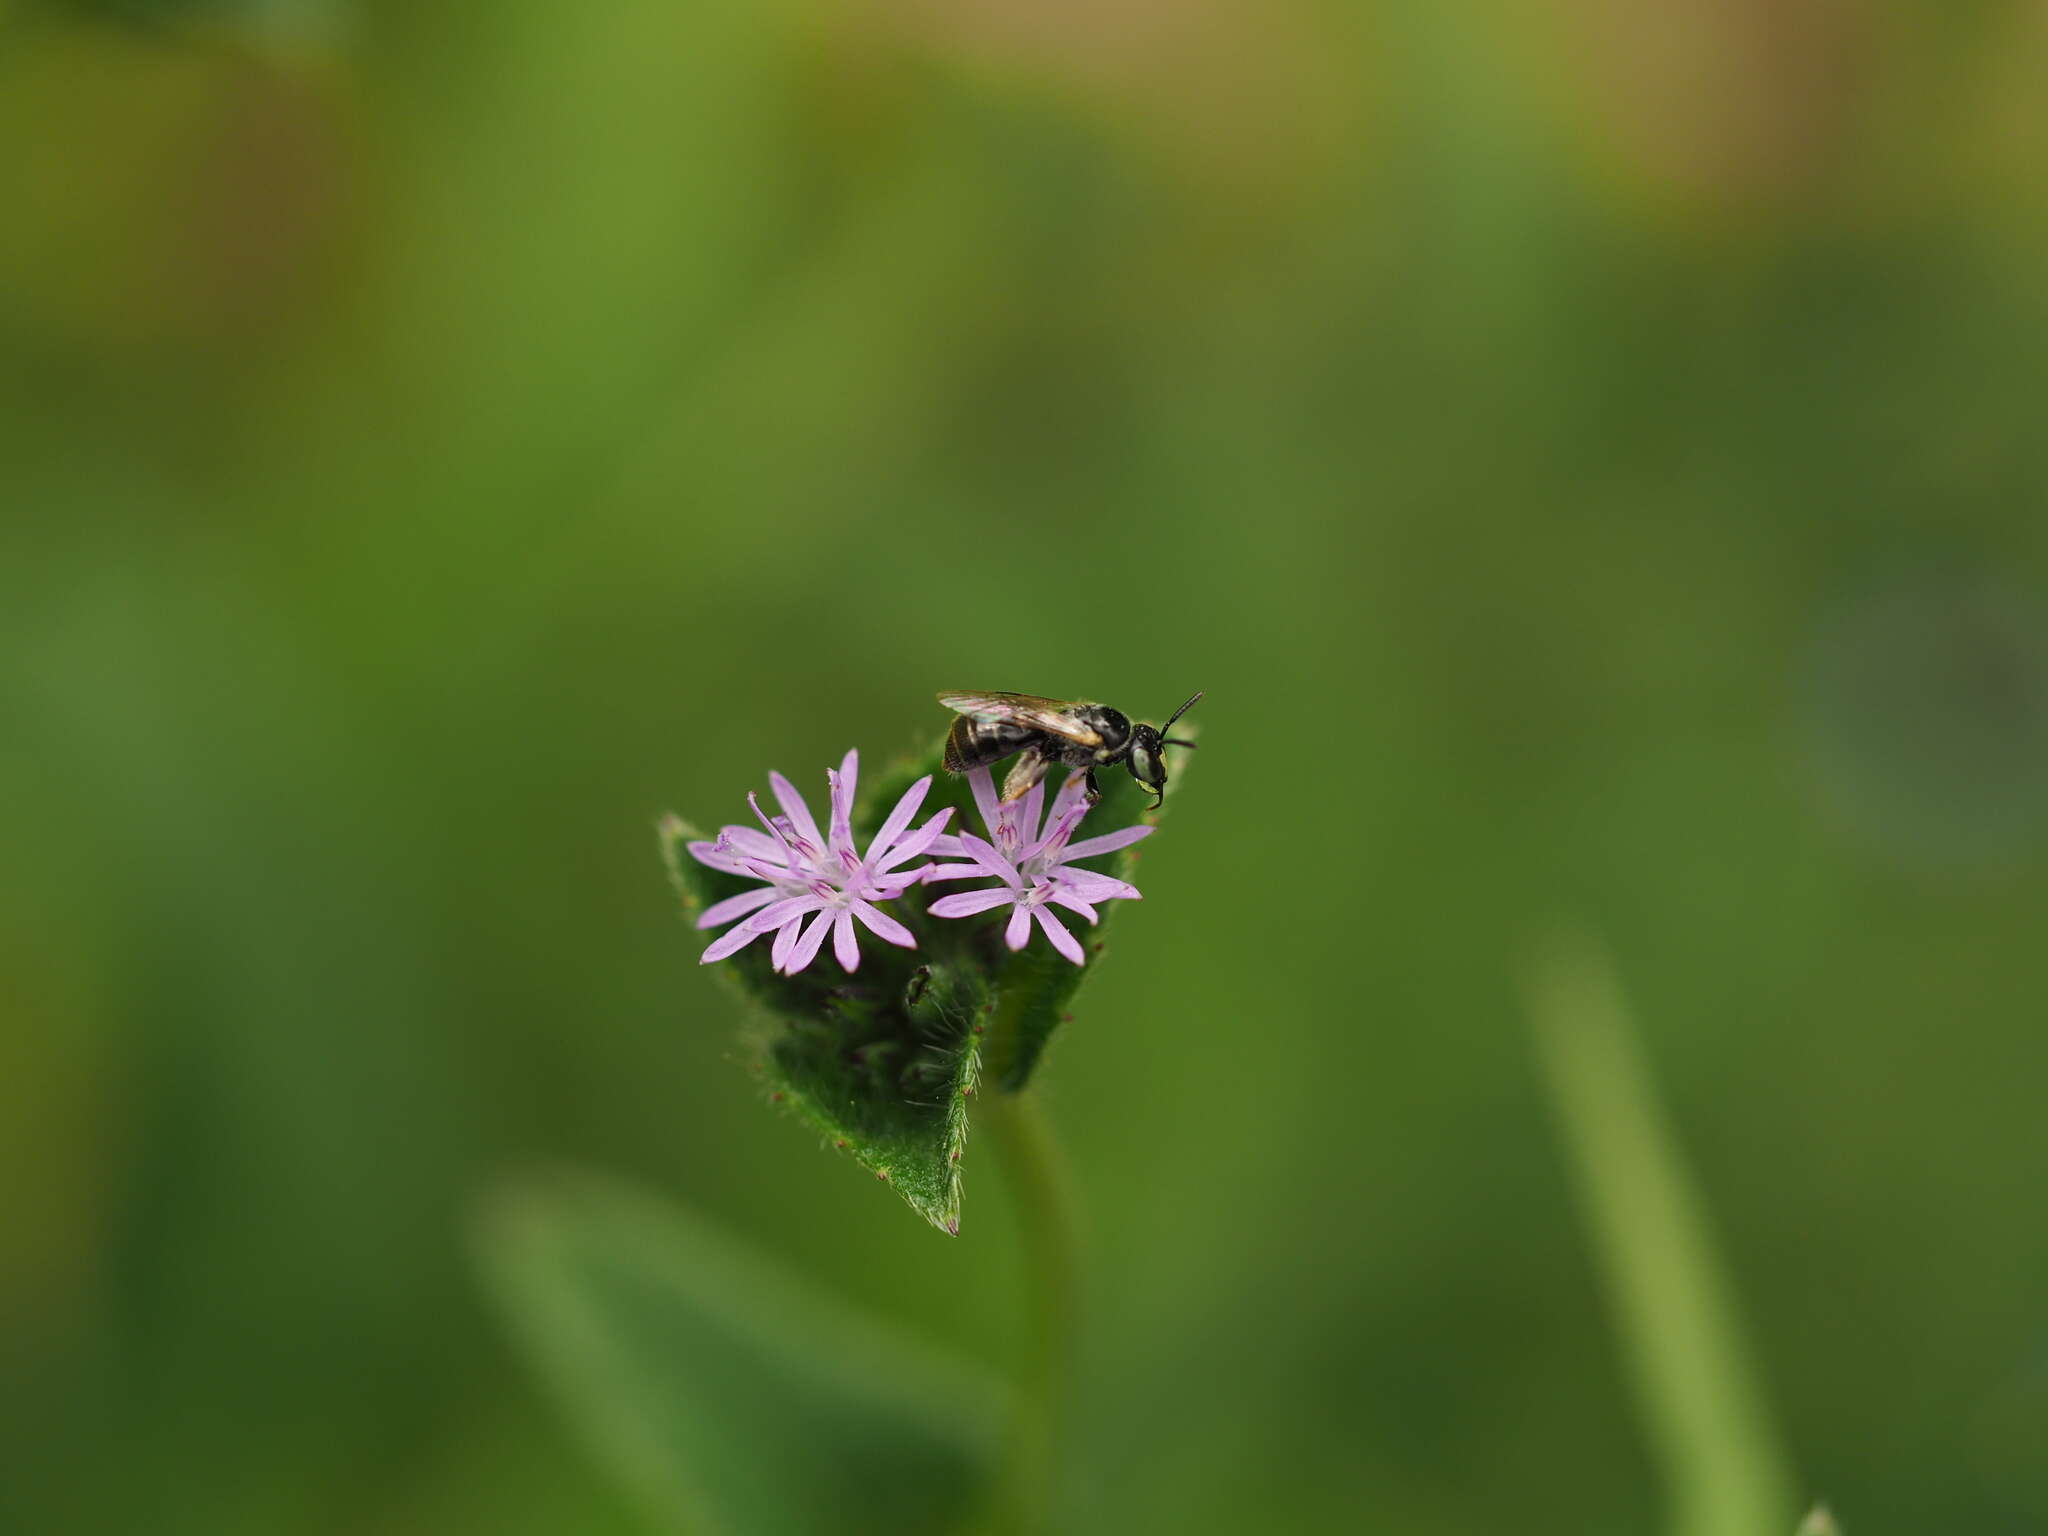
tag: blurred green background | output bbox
[6,1,2048,1531]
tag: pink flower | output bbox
[924,767,1150,965]
[688,751,952,976]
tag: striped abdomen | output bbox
[943,716,1038,773]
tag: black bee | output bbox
[938,690,1203,807]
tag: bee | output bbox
[938,690,1203,807]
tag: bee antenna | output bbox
[1160,689,1204,734]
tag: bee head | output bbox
[1127,725,1168,806]
[1125,690,1203,809]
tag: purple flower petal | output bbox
[1040,773,1090,834]
[1019,777,1048,837]
[826,749,859,854]
[958,832,1024,889]
[832,910,859,972]
[872,808,954,872]
[850,900,916,948]
[746,894,825,933]
[929,887,1015,919]
[715,826,789,863]
[696,886,779,931]
[921,861,995,884]
[923,832,966,859]
[767,770,823,852]
[1002,778,1046,854]
[701,922,765,963]
[782,908,833,975]
[1033,904,1087,964]
[687,839,748,875]
[1023,800,1089,864]
[769,914,803,972]
[1045,887,1101,925]
[865,775,930,864]
[1059,823,1154,861]
[748,792,805,865]
[1004,904,1032,951]
[968,768,1006,847]
[1054,868,1141,903]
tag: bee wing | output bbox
[936,691,1103,747]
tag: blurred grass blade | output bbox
[475,1172,1001,1536]
[1526,933,1797,1536]
[1796,1504,1841,1535]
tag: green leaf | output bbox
[474,1172,1001,1536]
[660,726,1192,1229]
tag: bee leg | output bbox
[1000,750,1053,802]
[1082,768,1103,804]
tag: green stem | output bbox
[975,1086,1079,1536]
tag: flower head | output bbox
[925,767,1151,964]
[688,750,952,975]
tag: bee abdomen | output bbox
[944,717,1036,773]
